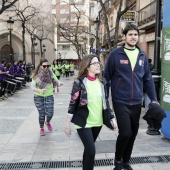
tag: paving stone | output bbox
[0,119,24,134]
[0,75,170,169]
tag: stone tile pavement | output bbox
[0,72,170,170]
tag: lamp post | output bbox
[42,44,46,57]
[152,0,162,100]
[58,52,61,60]
[94,16,100,56]
[83,36,87,54]
[31,34,37,66]
[7,17,14,62]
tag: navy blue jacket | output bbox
[104,45,157,105]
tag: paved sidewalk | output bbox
[0,73,170,170]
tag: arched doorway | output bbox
[0,44,14,62]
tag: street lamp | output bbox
[31,34,37,66]
[42,44,46,57]
[7,17,14,62]
[83,36,87,54]
[94,17,99,29]
[58,52,61,59]
[94,16,100,56]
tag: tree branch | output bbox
[0,0,18,14]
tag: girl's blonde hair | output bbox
[31,58,48,79]
[78,54,102,80]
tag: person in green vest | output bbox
[61,62,66,77]
[57,61,62,75]
[64,61,70,79]
[51,59,61,92]
[69,61,75,76]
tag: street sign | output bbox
[120,10,136,22]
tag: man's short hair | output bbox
[122,24,139,35]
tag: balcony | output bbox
[138,0,156,29]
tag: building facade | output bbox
[0,0,55,65]
[52,0,91,65]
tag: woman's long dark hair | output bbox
[31,58,48,79]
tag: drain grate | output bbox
[6,162,49,170]
[49,161,70,168]
[95,159,113,166]
[0,164,6,170]
[130,156,164,164]
[164,155,170,162]
[1,155,170,169]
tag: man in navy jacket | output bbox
[104,24,158,170]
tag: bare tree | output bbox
[0,0,18,14]
[26,15,54,59]
[13,1,40,61]
[113,0,131,49]
[98,0,112,52]
[57,3,95,61]
[97,0,133,51]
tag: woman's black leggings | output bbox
[77,126,102,170]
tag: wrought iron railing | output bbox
[138,0,156,26]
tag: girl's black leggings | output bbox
[77,126,102,170]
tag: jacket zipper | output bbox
[119,51,144,104]
[130,53,143,104]
[114,78,121,92]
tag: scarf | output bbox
[86,74,96,81]
[34,68,56,89]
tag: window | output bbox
[62,45,70,50]
[51,9,56,14]
[60,9,69,14]
[90,6,94,14]
[51,0,56,5]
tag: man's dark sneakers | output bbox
[113,162,125,170]
[122,162,133,170]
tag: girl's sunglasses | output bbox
[42,65,50,68]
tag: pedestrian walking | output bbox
[64,54,117,170]
[31,58,63,136]
[64,61,70,79]
[51,59,61,92]
[0,59,9,100]
[104,24,158,170]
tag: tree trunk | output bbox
[40,39,43,58]
[113,0,130,49]
[22,22,26,61]
[99,0,112,52]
